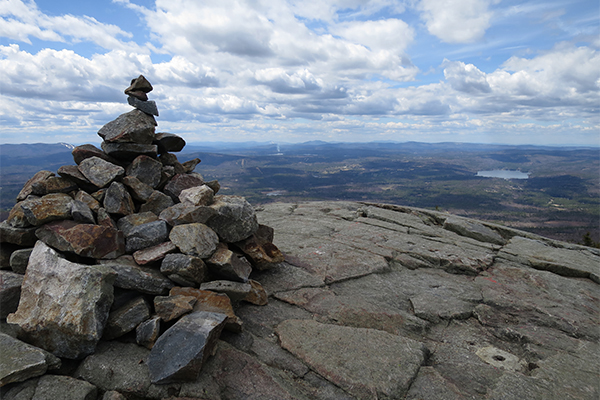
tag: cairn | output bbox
[0,76,284,387]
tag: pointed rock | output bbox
[7,242,115,359]
[74,190,101,213]
[70,200,96,224]
[160,253,206,287]
[98,109,156,144]
[245,279,268,306]
[125,75,153,94]
[103,297,151,340]
[20,193,73,226]
[126,155,163,188]
[207,195,259,242]
[104,181,135,217]
[154,295,197,322]
[36,220,125,259]
[182,158,202,174]
[78,156,125,188]
[16,170,55,201]
[7,200,31,228]
[8,248,33,274]
[169,223,219,258]
[148,311,227,384]
[206,242,252,282]
[136,316,161,349]
[154,132,186,153]
[58,165,97,192]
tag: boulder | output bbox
[163,173,204,201]
[160,253,206,287]
[206,242,252,282]
[159,203,216,226]
[154,132,186,153]
[7,200,31,228]
[122,175,154,202]
[58,165,97,191]
[128,96,159,116]
[16,170,55,201]
[140,190,174,215]
[78,156,125,188]
[169,223,219,258]
[179,184,214,206]
[147,311,227,384]
[154,294,197,322]
[31,176,78,196]
[199,280,252,305]
[102,261,174,295]
[98,109,156,144]
[136,316,161,350]
[117,211,158,235]
[0,333,58,387]
[124,220,168,253]
[124,75,153,94]
[72,143,120,165]
[7,242,115,359]
[182,158,202,174]
[101,142,158,160]
[171,287,243,333]
[20,193,73,226]
[104,181,135,217]
[133,241,177,265]
[74,190,101,212]
[233,225,284,270]
[126,155,163,188]
[70,200,96,224]
[207,195,259,242]
[0,221,37,246]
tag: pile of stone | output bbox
[0,76,284,390]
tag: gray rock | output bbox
[158,153,185,174]
[16,170,54,201]
[0,333,55,387]
[74,190,101,213]
[8,248,33,274]
[7,201,31,228]
[98,109,156,144]
[0,221,37,247]
[126,155,163,188]
[101,142,158,160]
[163,173,204,201]
[117,211,158,235]
[58,165,97,192]
[124,220,168,253]
[200,280,252,305]
[136,316,161,349]
[207,195,259,242]
[160,253,206,287]
[122,175,154,202]
[154,132,186,153]
[70,200,95,224]
[6,242,115,359]
[128,96,159,116]
[133,241,177,265]
[179,184,214,206]
[104,261,174,295]
[104,181,135,217]
[31,176,78,196]
[169,223,219,258]
[206,242,252,282]
[182,158,202,174]
[159,203,217,226]
[444,215,506,245]
[0,271,23,318]
[7,374,98,400]
[140,190,174,215]
[277,319,427,399]
[72,143,120,165]
[78,156,125,188]
[147,311,228,384]
[20,193,73,226]
[103,297,151,340]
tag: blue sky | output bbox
[0,0,598,146]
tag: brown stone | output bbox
[20,193,73,226]
[206,242,252,282]
[16,170,55,201]
[133,241,177,265]
[74,190,101,213]
[154,295,197,322]
[234,226,285,271]
[125,75,153,94]
[179,185,214,206]
[31,176,78,196]
[170,287,243,332]
[182,158,202,174]
[7,201,31,228]
[159,203,217,226]
[245,279,269,306]
[72,143,121,165]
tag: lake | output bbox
[476,170,529,179]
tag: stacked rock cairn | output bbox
[0,76,284,386]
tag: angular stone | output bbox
[207,195,259,242]
[0,271,23,318]
[98,109,156,144]
[20,193,73,226]
[160,253,206,286]
[104,297,151,340]
[103,261,174,295]
[58,165,97,191]
[7,242,115,359]
[70,200,95,224]
[0,221,37,246]
[182,158,202,174]
[36,220,125,259]
[101,142,158,160]
[158,152,184,171]
[136,316,161,350]
[7,200,31,228]
[127,90,148,101]
[117,211,158,235]
[171,287,242,333]
[245,279,268,306]
[139,190,174,215]
[179,184,214,206]
[104,181,135,216]
[9,247,32,274]
[276,319,427,399]
[169,223,219,258]
[122,175,154,202]
[78,156,125,188]
[200,280,252,305]
[154,132,186,153]
[72,143,120,165]
[74,190,101,212]
[148,311,227,384]
[126,155,163,189]
[159,203,217,226]
[125,75,153,94]
[16,170,54,201]
[133,241,177,265]
[124,220,168,253]
[31,176,78,196]
[163,173,204,201]
[154,295,197,322]
[128,96,159,116]
[206,242,252,282]
[234,226,284,271]
[97,207,117,229]
[91,188,106,203]
[0,333,50,387]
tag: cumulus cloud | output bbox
[418,0,493,43]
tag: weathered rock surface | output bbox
[0,271,24,318]
[169,223,219,258]
[78,157,124,188]
[207,195,259,242]
[98,109,156,144]
[7,242,115,359]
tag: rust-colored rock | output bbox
[170,287,242,332]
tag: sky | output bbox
[0,0,599,146]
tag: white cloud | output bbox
[418,0,493,43]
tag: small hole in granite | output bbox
[493,355,506,361]
[528,362,539,370]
